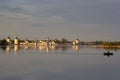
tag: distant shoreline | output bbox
[92,45,120,48]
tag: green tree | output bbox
[61,38,69,43]
[0,39,8,45]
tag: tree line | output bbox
[92,41,120,46]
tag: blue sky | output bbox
[0,0,120,41]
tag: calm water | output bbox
[0,45,120,80]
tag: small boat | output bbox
[104,51,113,57]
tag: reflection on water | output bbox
[14,45,19,53]
[1,45,120,52]
[0,45,120,80]
[72,45,80,52]
[0,45,75,53]
[0,45,119,57]
[6,46,11,52]
[1,45,120,53]
[0,45,119,52]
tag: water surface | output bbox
[0,45,120,80]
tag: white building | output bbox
[25,38,29,45]
[6,37,11,44]
[39,40,48,46]
[38,39,57,46]
[14,37,19,45]
[49,41,56,45]
[73,38,80,45]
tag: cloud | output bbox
[1,0,120,25]
[0,0,120,40]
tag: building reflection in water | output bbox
[46,47,49,53]
[38,46,50,53]
[50,45,56,50]
[6,45,11,53]
[72,45,80,52]
[14,45,19,54]
[0,45,118,57]
[0,45,81,53]
[24,45,29,50]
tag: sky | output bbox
[0,0,120,41]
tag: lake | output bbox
[0,45,120,80]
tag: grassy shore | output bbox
[92,45,120,48]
